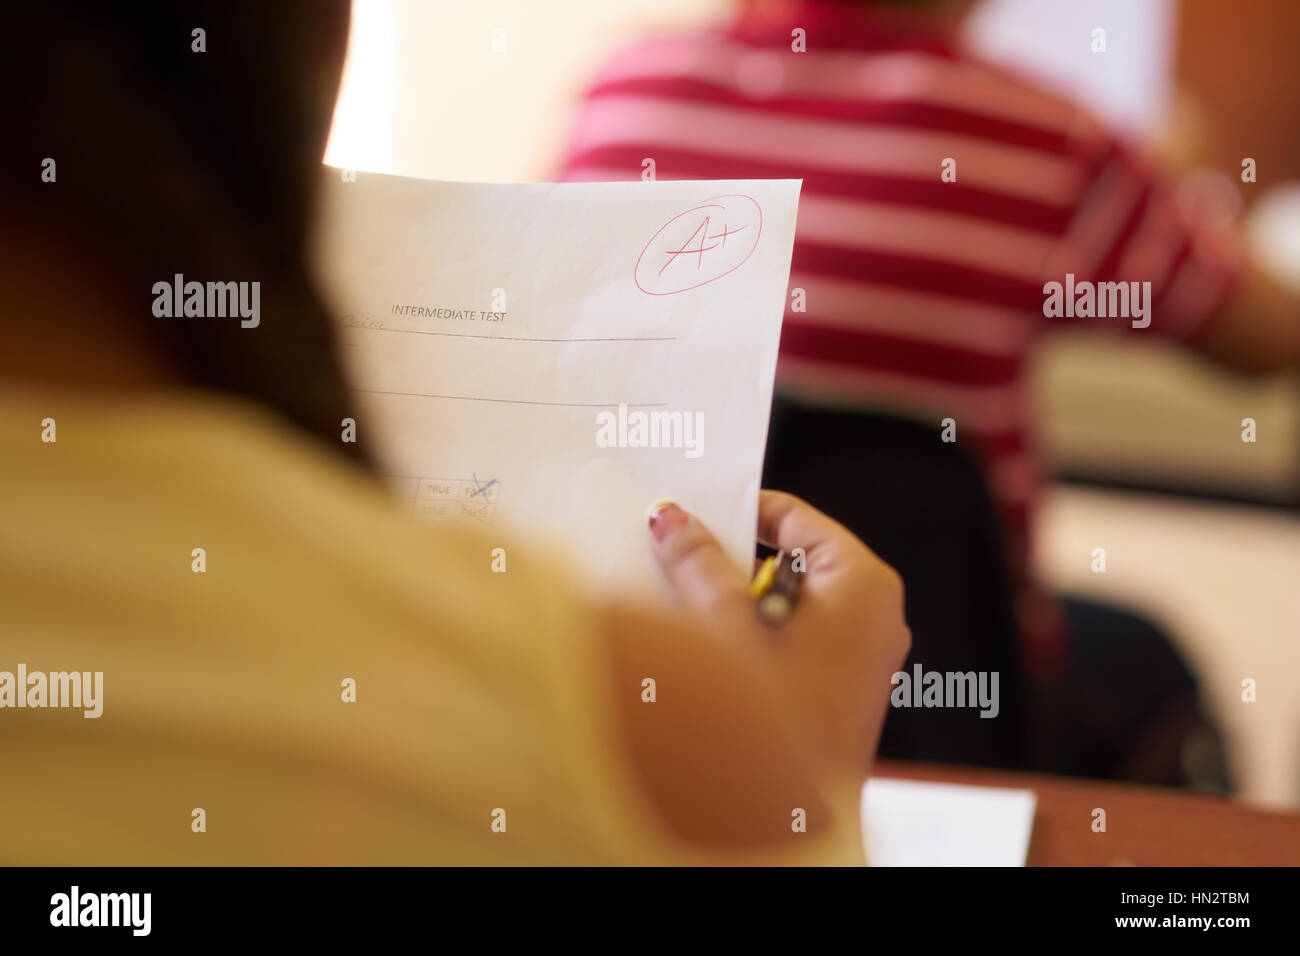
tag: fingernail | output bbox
[646,499,687,542]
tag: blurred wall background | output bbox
[325,0,1174,180]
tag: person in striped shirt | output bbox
[557,0,1300,774]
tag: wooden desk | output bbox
[875,760,1300,866]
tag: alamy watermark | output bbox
[50,886,150,936]
[0,664,103,718]
[1043,273,1151,328]
[596,403,704,459]
[891,663,999,718]
[152,273,260,328]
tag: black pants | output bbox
[763,394,1227,786]
[1044,596,1227,789]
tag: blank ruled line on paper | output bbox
[356,388,668,408]
[342,326,677,344]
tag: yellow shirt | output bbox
[0,389,863,865]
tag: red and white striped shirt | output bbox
[556,1,1240,675]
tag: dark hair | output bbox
[6,1,370,466]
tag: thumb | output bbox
[646,500,750,617]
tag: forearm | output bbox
[599,601,860,849]
[1192,265,1300,375]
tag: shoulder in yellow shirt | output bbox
[0,389,862,865]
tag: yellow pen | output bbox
[750,548,802,626]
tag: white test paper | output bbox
[861,778,1038,866]
[313,171,801,594]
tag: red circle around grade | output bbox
[634,194,764,295]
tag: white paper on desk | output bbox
[313,171,801,593]
[861,778,1037,866]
